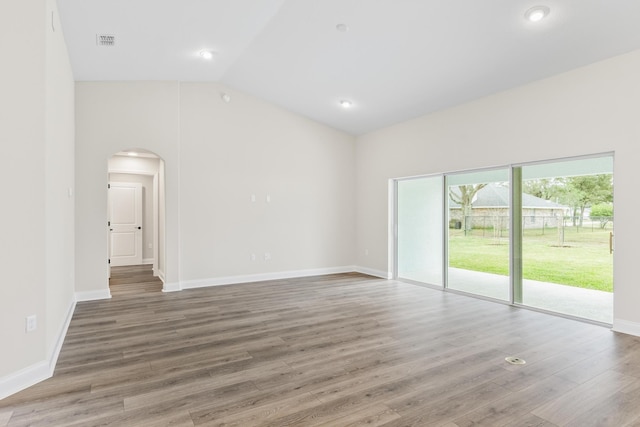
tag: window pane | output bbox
[446,169,510,301]
[397,176,443,286]
[521,156,613,323]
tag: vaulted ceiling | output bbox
[56,0,640,135]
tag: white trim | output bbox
[0,298,76,400]
[162,281,181,292]
[48,299,76,372]
[180,266,357,290]
[388,179,397,279]
[75,289,112,302]
[0,361,49,401]
[157,269,165,282]
[142,258,154,265]
[354,266,391,279]
[612,319,640,337]
[152,173,159,276]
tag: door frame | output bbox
[108,167,160,277]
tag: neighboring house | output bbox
[449,183,568,230]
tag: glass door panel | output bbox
[397,176,443,286]
[520,156,613,323]
[446,168,510,301]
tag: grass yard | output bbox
[448,226,613,292]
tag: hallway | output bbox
[109,265,163,297]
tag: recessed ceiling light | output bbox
[336,23,349,32]
[525,6,550,22]
[221,93,231,103]
[199,50,214,60]
[339,99,353,108]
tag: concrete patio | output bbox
[401,267,613,324]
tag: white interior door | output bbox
[108,182,143,266]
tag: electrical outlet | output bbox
[250,253,256,261]
[148,243,153,249]
[264,252,271,261]
[26,315,37,332]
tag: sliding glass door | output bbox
[395,153,613,324]
[519,156,613,323]
[397,176,443,286]
[446,169,510,301]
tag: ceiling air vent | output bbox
[96,34,115,47]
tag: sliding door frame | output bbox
[393,151,614,325]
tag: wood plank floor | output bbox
[108,265,163,296]
[2,266,640,426]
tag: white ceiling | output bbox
[56,0,640,135]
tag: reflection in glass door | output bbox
[520,156,613,323]
[446,169,510,301]
[397,176,443,286]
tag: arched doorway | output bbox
[107,149,166,294]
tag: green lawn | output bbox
[448,226,613,292]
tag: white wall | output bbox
[179,83,356,283]
[75,82,356,295]
[0,0,75,392]
[75,82,181,294]
[45,0,76,362]
[0,0,47,380]
[356,49,640,334]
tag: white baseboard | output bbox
[142,258,154,265]
[157,269,165,283]
[48,299,76,371]
[354,266,391,279]
[162,282,181,292]
[180,266,356,290]
[0,297,76,400]
[0,361,49,401]
[612,319,640,337]
[75,289,112,302]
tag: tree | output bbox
[590,203,613,228]
[564,175,613,226]
[449,184,487,235]
[525,175,613,227]
[522,178,564,201]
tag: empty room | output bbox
[2,0,640,426]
